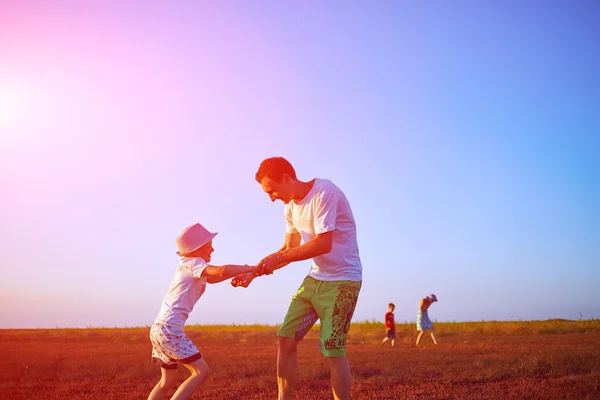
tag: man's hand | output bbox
[231,272,256,288]
[257,252,281,276]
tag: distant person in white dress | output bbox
[148,223,258,400]
[416,294,438,346]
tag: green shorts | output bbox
[277,276,362,358]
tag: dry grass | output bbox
[1,320,599,399]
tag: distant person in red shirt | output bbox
[381,303,396,347]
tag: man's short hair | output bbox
[255,157,297,184]
[389,303,395,309]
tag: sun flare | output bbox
[0,77,47,141]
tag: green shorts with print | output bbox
[277,276,362,358]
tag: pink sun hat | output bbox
[175,223,218,256]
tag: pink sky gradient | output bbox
[1,2,598,328]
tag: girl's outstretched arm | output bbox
[202,264,256,284]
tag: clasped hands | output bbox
[231,252,281,288]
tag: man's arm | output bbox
[278,231,332,265]
[269,232,302,271]
[259,231,333,275]
[231,232,301,288]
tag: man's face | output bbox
[260,176,293,204]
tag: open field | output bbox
[1,320,599,399]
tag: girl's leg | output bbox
[430,329,438,344]
[416,330,424,345]
[148,367,178,400]
[170,358,210,400]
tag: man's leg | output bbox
[380,337,389,346]
[328,356,351,400]
[277,337,299,400]
[276,277,319,400]
[314,280,361,400]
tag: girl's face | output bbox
[195,240,214,262]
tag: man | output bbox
[232,156,362,400]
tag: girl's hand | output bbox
[231,272,255,288]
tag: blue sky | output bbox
[0,1,598,328]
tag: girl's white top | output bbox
[154,257,208,330]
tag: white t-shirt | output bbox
[154,257,208,330]
[285,178,362,281]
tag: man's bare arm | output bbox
[231,232,301,288]
[270,232,302,271]
[277,231,332,264]
[259,231,333,274]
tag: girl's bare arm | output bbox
[202,264,255,284]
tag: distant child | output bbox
[416,294,438,346]
[148,223,258,400]
[381,303,396,347]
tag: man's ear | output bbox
[282,173,292,183]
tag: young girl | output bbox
[416,294,438,346]
[148,223,257,400]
